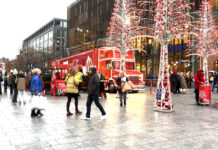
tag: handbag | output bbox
[128,81,135,89]
[122,82,132,93]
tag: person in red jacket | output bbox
[194,69,205,105]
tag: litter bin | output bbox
[199,85,211,104]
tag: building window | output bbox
[100,5,102,15]
[75,7,77,17]
[63,22,67,28]
[80,5,82,15]
[106,0,109,12]
[49,31,53,39]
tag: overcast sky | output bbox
[0,0,75,60]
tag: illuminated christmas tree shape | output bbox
[105,0,138,70]
[132,0,194,112]
[186,0,218,84]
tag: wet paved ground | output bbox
[0,88,218,150]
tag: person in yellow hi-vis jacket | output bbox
[76,69,83,96]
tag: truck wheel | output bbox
[132,90,139,93]
[108,84,115,93]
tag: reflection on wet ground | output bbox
[0,89,218,150]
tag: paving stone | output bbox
[0,89,217,150]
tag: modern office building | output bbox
[22,18,67,71]
[67,0,218,78]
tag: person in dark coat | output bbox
[12,70,18,103]
[194,69,205,105]
[116,71,129,106]
[99,71,107,99]
[81,67,106,120]
[28,71,33,90]
[3,72,8,93]
[212,72,218,93]
[170,70,179,94]
[0,72,3,95]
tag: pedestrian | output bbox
[8,70,13,95]
[170,70,179,94]
[194,69,205,105]
[3,72,8,93]
[30,68,43,117]
[179,73,187,94]
[16,71,26,105]
[212,72,218,93]
[28,71,33,90]
[0,72,3,95]
[65,67,82,116]
[176,73,181,94]
[81,67,106,120]
[209,72,215,86]
[12,70,18,103]
[76,69,83,96]
[99,71,107,99]
[116,71,129,106]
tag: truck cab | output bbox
[50,62,69,96]
[98,48,145,92]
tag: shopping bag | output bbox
[30,94,46,109]
[122,82,132,93]
[128,81,135,89]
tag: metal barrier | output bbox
[145,80,158,95]
[42,82,52,96]
[42,80,158,96]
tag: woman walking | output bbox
[30,68,43,117]
[99,71,107,99]
[194,69,205,105]
[16,71,26,104]
[65,67,82,116]
[179,73,187,94]
[116,71,129,106]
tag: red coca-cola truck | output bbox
[50,47,144,96]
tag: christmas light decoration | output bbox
[186,0,218,84]
[132,0,193,112]
[105,0,138,71]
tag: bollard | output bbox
[42,82,45,96]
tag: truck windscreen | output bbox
[112,61,120,70]
[54,69,68,80]
[126,62,135,70]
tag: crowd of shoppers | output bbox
[0,66,217,120]
[170,71,188,94]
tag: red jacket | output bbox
[194,69,205,89]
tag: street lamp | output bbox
[77,27,89,43]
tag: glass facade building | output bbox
[22,18,67,71]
